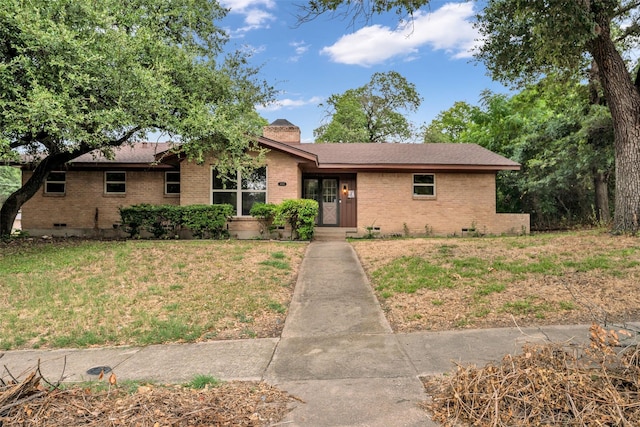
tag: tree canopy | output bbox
[426,80,614,229]
[0,0,274,235]
[314,71,422,142]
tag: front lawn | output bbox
[0,239,306,350]
[352,230,640,331]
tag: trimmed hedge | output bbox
[119,204,233,239]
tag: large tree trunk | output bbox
[589,20,640,234]
[0,173,45,236]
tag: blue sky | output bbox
[219,0,509,142]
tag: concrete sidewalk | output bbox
[0,241,602,426]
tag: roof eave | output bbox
[258,137,319,165]
[314,163,521,171]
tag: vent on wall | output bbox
[53,223,67,227]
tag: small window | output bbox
[105,171,126,194]
[165,171,180,194]
[413,174,435,197]
[45,171,66,194]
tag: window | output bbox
[105,171,126,194]
[212,167,266,216]
[165,171,180,194]
[413,174,435,197]
[45,171,66,194]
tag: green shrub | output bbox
[119,204,233,239]
[249,202,278,238]
[180,204,233,239]
[274,199,318,240]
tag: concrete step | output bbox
[313,227,358,241]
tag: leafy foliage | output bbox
[314,71,422,142]
[425,80,614,230]
[119,204,233,239]
[249,202,278,238]
[0,0,274,235]
[273,199,319,240]
[0,166,20,204]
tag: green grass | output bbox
[0,240,305,350]
[372,256,454,294]
[259,251,291,270]
[185,374,221,389]
[370,241,640,298]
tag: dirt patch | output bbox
[351,231,640,332]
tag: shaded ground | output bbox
[352,231,640,332]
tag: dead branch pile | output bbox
[1,373,297,426]
[423,324,640,426]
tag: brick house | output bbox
[19,120,529,238]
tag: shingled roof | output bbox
[72,142,174,164]
[52,139,518,172]
[258,138,520,171]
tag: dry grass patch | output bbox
[0,239,306,350]
[352,230,640,331]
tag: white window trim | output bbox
[44,171,66,194]
[412,173,436,198]
[211,167,267,217]
[165,171,180,195]
[105,171,126,194]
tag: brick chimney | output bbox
[263,119,301,144]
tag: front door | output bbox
[303,176,356,227]
[321,179,338,225]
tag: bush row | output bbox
[119,204,233,239]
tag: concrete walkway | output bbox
[0,241,601,426]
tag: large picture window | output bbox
[105,171,126,194]
[212,167,266,216]
[45,171,66,194]
[413,174,435,197]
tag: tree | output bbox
[475,0,640,233]
[302,0,640,233]
[0,0,274,236]
[425,82,614,229]
[314,71,422,142]
[422,101,479,143]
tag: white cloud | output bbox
[221,0,275,12]
[221,0,276,34]
[289,41,310,62]
[320,2,479,66]
[258,96,323,112]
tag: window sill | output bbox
[43,193,66,197]
[103,193,127,197]
[412,195,436,200]
[164,194,180,198]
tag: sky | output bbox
[218,0,510,142]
